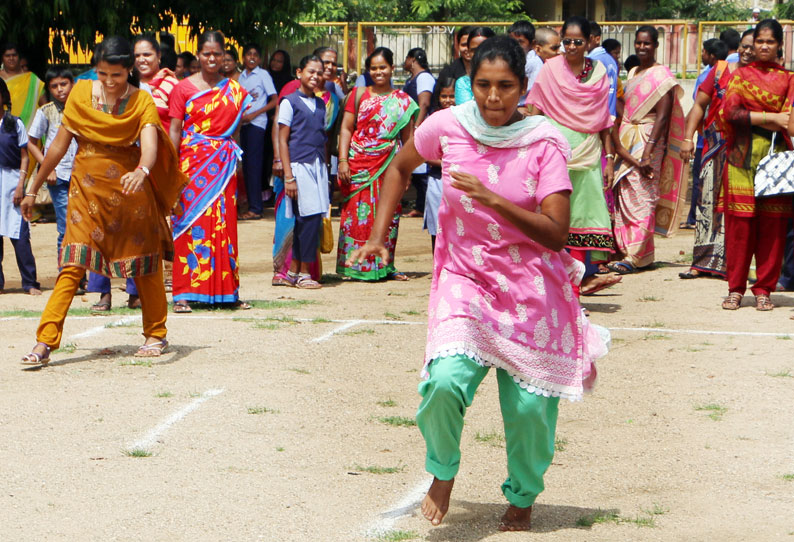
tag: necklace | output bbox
[100,82,130,114]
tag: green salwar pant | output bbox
[417,354,560,508]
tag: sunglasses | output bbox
[562,38,585,47]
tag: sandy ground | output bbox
[1,215,793,542]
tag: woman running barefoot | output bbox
[350,35,605,531]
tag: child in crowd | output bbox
[27,67,78,263]
[424,76,456,252]
[277,55,329,289]
[0,78,40,295]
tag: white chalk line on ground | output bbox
[365,477,430,537]
[311,320,361,342]
[609,326,793,338]
[70,315,140,339]
[129,388,224,451]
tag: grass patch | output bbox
[387,291,407,297]
[675,253,694,264]
[637,295,660,302]
[624,515,657,527]
[373,529,419,541]
[247,299,316,310]
[320,273,344,283]
[0,309,42,317]
[644,333,671,340]
[555,437,568,452]
[276,447,285,452]
[69,307,139,316]
[402,310,421,316]
[311,317,331,323]
[780,473,794,481]
[576,509,620,527]
[643,504,668,516]
[474,431,505,447]
[188,391,201,398]
[767,369,793,378]
[377,416,416,427]
[155,391,173,398]
[377,398,397,407]
[644,321,666,328]
[247,406,279,415]
[384,312,404,320]
[119,359,152,367]
[344,327,376,336]
[353,463,405,475]
[776,335,792,341]
[53,342,77,354]
[123,448,152,457]
[695,403,727,421]
[289,367,311,375]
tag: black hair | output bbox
[243,42,261,57]
[178,51,196,65]
[313,46,337,58]
[431,75,456,111]
[268,50,294,93]
[159,33,176,51]
[624,54,641,72]
[197,30,225,53]
[719,28,741,51]
[270,49,291,70]
[406,47,430,70]
[0,78,18,133]
[298,54,323,71]
[562,16,591,41]
[95,36,134,68]
[456,26,473,45]
[741,28,755,40]
[590,21,602,38]
[134,35,160,55]
[365,47,394,69]
[509,20,535,42]
[636,25,659,46]
[2,43,18,55]
[470,35,526,85]
[703,38,729,60]
[466,26,496,47]
[45,66,74,85]
[754,18,784,46]
[602,38,621,54]
[225,48,238,61]
[160,46,177,71]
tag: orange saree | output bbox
[59,80,186,277]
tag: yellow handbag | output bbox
[320,212,334,254]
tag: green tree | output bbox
[310,0,523,22]
[638,0,748,21]
[0,0,315,72]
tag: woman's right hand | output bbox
[680,139,694,162]
[338,161,351,185]
[20,195,36,221]
[272,159,284,178]
[773,111,791,130]
[348,240,389,267]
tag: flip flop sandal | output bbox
[678,271,699,279]
[388,271,410,281]
[755,295,774,311]
[721,292,743,310]
[607,261,637,275]
[233,300,253,309]
[21,342,51,365]
[272,275,296,287]
[127,296,142,309]
[91,301,112,312]
[134,339,168,357]
[173,302,192,313]
[295,275,322,289]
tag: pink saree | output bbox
[613,65,688,268]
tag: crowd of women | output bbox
[1,15,793,531]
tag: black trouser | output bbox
[0,220,40,291]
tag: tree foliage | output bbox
[311,0,523,22]
[637,0,750,21]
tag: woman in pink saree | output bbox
[610,26,687,274]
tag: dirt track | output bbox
[1,216,793,541]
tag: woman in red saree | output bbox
[336,47,418,281]
[717,19,794,311]
[168,31,252,312]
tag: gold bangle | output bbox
[338,159,348,163]
[683,138,692,143]
[763,111,767,123]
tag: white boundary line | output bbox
[311,320,361,342]
[129,388,224,451]
[365,478,430,537]
[610,326,793,338]
[71,315,140,339]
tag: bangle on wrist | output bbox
[605,153,615,160]
[25,192,37,198]
[762,111,767,123]
[338,159,348,163]
[136,165,150,176]
[284,177,296,183]
[683,138,692,143]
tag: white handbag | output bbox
[754,132,794,198]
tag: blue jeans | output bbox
[87,273,138,296]
[47,179,70,262]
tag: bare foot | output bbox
[498,505,532,531]
[421,477,454,526]
[27,287,42,296]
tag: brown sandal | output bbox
[721,292,743,310]
[755,294,774,311]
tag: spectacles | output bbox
[562,38,585,47]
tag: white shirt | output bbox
[28,103,77,182]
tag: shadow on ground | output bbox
[22,343,208,371]
[424,501,620,541]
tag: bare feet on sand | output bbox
[421,477,454,526]
[498,505,532,531]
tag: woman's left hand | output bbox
[285,181,298,199]
[120,168,147,195]
[603,160,615,189]
[12,184,25,207]
[450,170,495,207]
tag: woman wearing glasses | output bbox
[609,25,687,275]
[527,17,617,296]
